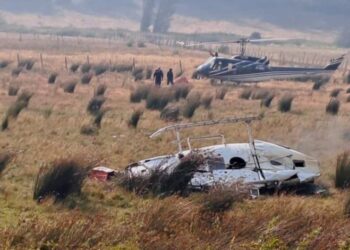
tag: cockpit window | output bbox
[228,157,246,169]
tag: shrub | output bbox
[81,63,91,73]
[251,89,270,100]
[130,85,151,103]
[8,85,20,96]
[335,152,350,189]
[19,59,35,70]
[70,63,80,73]
[278,95,294,113]
[48,73,58,84]
[33,158,92,201]
[63,81,77,94]
[133,67,144,81]
[182,92,201,118]
[326,98,340,115]
[0,152,11,174]
[0,60,10,69]
[11,67,22,77]
[347,88,350,94]
[347,96,350,103]
[330,88,343,98]
[312,77,329,90]
[87,96,106,114]
[80,124,98,136]
[261,94,275,108]
[146,89,173,111]
[128,110,143,128]
[94,64,109,76]
[215,87,228,100]
[160,105,180,122]
[239,88,253,100]
[201,95,213,109]
[200,186,246,213]
[81,73,93,84]
[94,84,107,97]
[174,84,191,101]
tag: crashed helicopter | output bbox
[125,116,321,195]
[180,38,344,84]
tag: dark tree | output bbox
[153,0,175,33]
[250,31,262,39]
[140,0,155,32]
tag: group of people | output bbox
[153,67,174,87]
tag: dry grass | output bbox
[63,80,77,93]
[48,72,58,84]
[326,98,340,115]
[215,87,228,100]
[160,104,180,121]
[201,94,214,109]
[278,95,294,113]
[0,152,11,174]
[8,85,20,96]
[182,92,202,118]
[81,73,93,84]
[0,35,350,249]
[335,152,350,189]
[127,109,143,128]
[239,88,253,100]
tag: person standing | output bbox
[153,67,164,87]
[167,68,174,86]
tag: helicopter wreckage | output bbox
[115,116,323,196]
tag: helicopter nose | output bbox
[196,64,208,77]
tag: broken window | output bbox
[293,160,305,168]
[228,157,246,169]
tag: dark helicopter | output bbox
[180,39,344,84]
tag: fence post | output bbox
[86,55,90,65]
[179,60,183,74]
[40,53,44,69]
[65,56,68,71]
[17,53,20,66]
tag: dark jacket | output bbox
[154,69,164,84]
[167,70,174,83]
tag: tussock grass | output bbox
[345,73,350,84]
[48,73,58,84]
[81,63,91,73]
[93,64,109,76]
[174,84,191,101]
[239,88,253,100]
[182,92,202,118]
[201,94,213,109]
[93,108,108,128]
[0,60,10,69]
[33,158,92,201]
[11,67,22,77]
[132,67,144,81]
[278,95,294,113]
[137,41,146,48]
[94,84,107,97]
[326,98,340,115]
[1,91,33,131]
[122,153,204,196]
[345,194,350,217]
[347,88,350,94]
[145,68,153,79]
[261,94,275,108]
[130,85,151,103]
[8,85,20,96]
[335,152,350,189]
[110,64,133,73]
[200,186,246,213]
[87,96,106,115]
[128,109,143,128]
[330,88,343,98]
[160,105,180,121]
[215,87,228,100]
[81,73,93,84]
[251,89,270,100]
[19,59,35,70]
[70,63,80,73]
[312,77,329,90]
[347,95,350,103]
[80,124,99,136]
[63,80,77,93]
[146,88,173,111]
[0,152,11,174]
